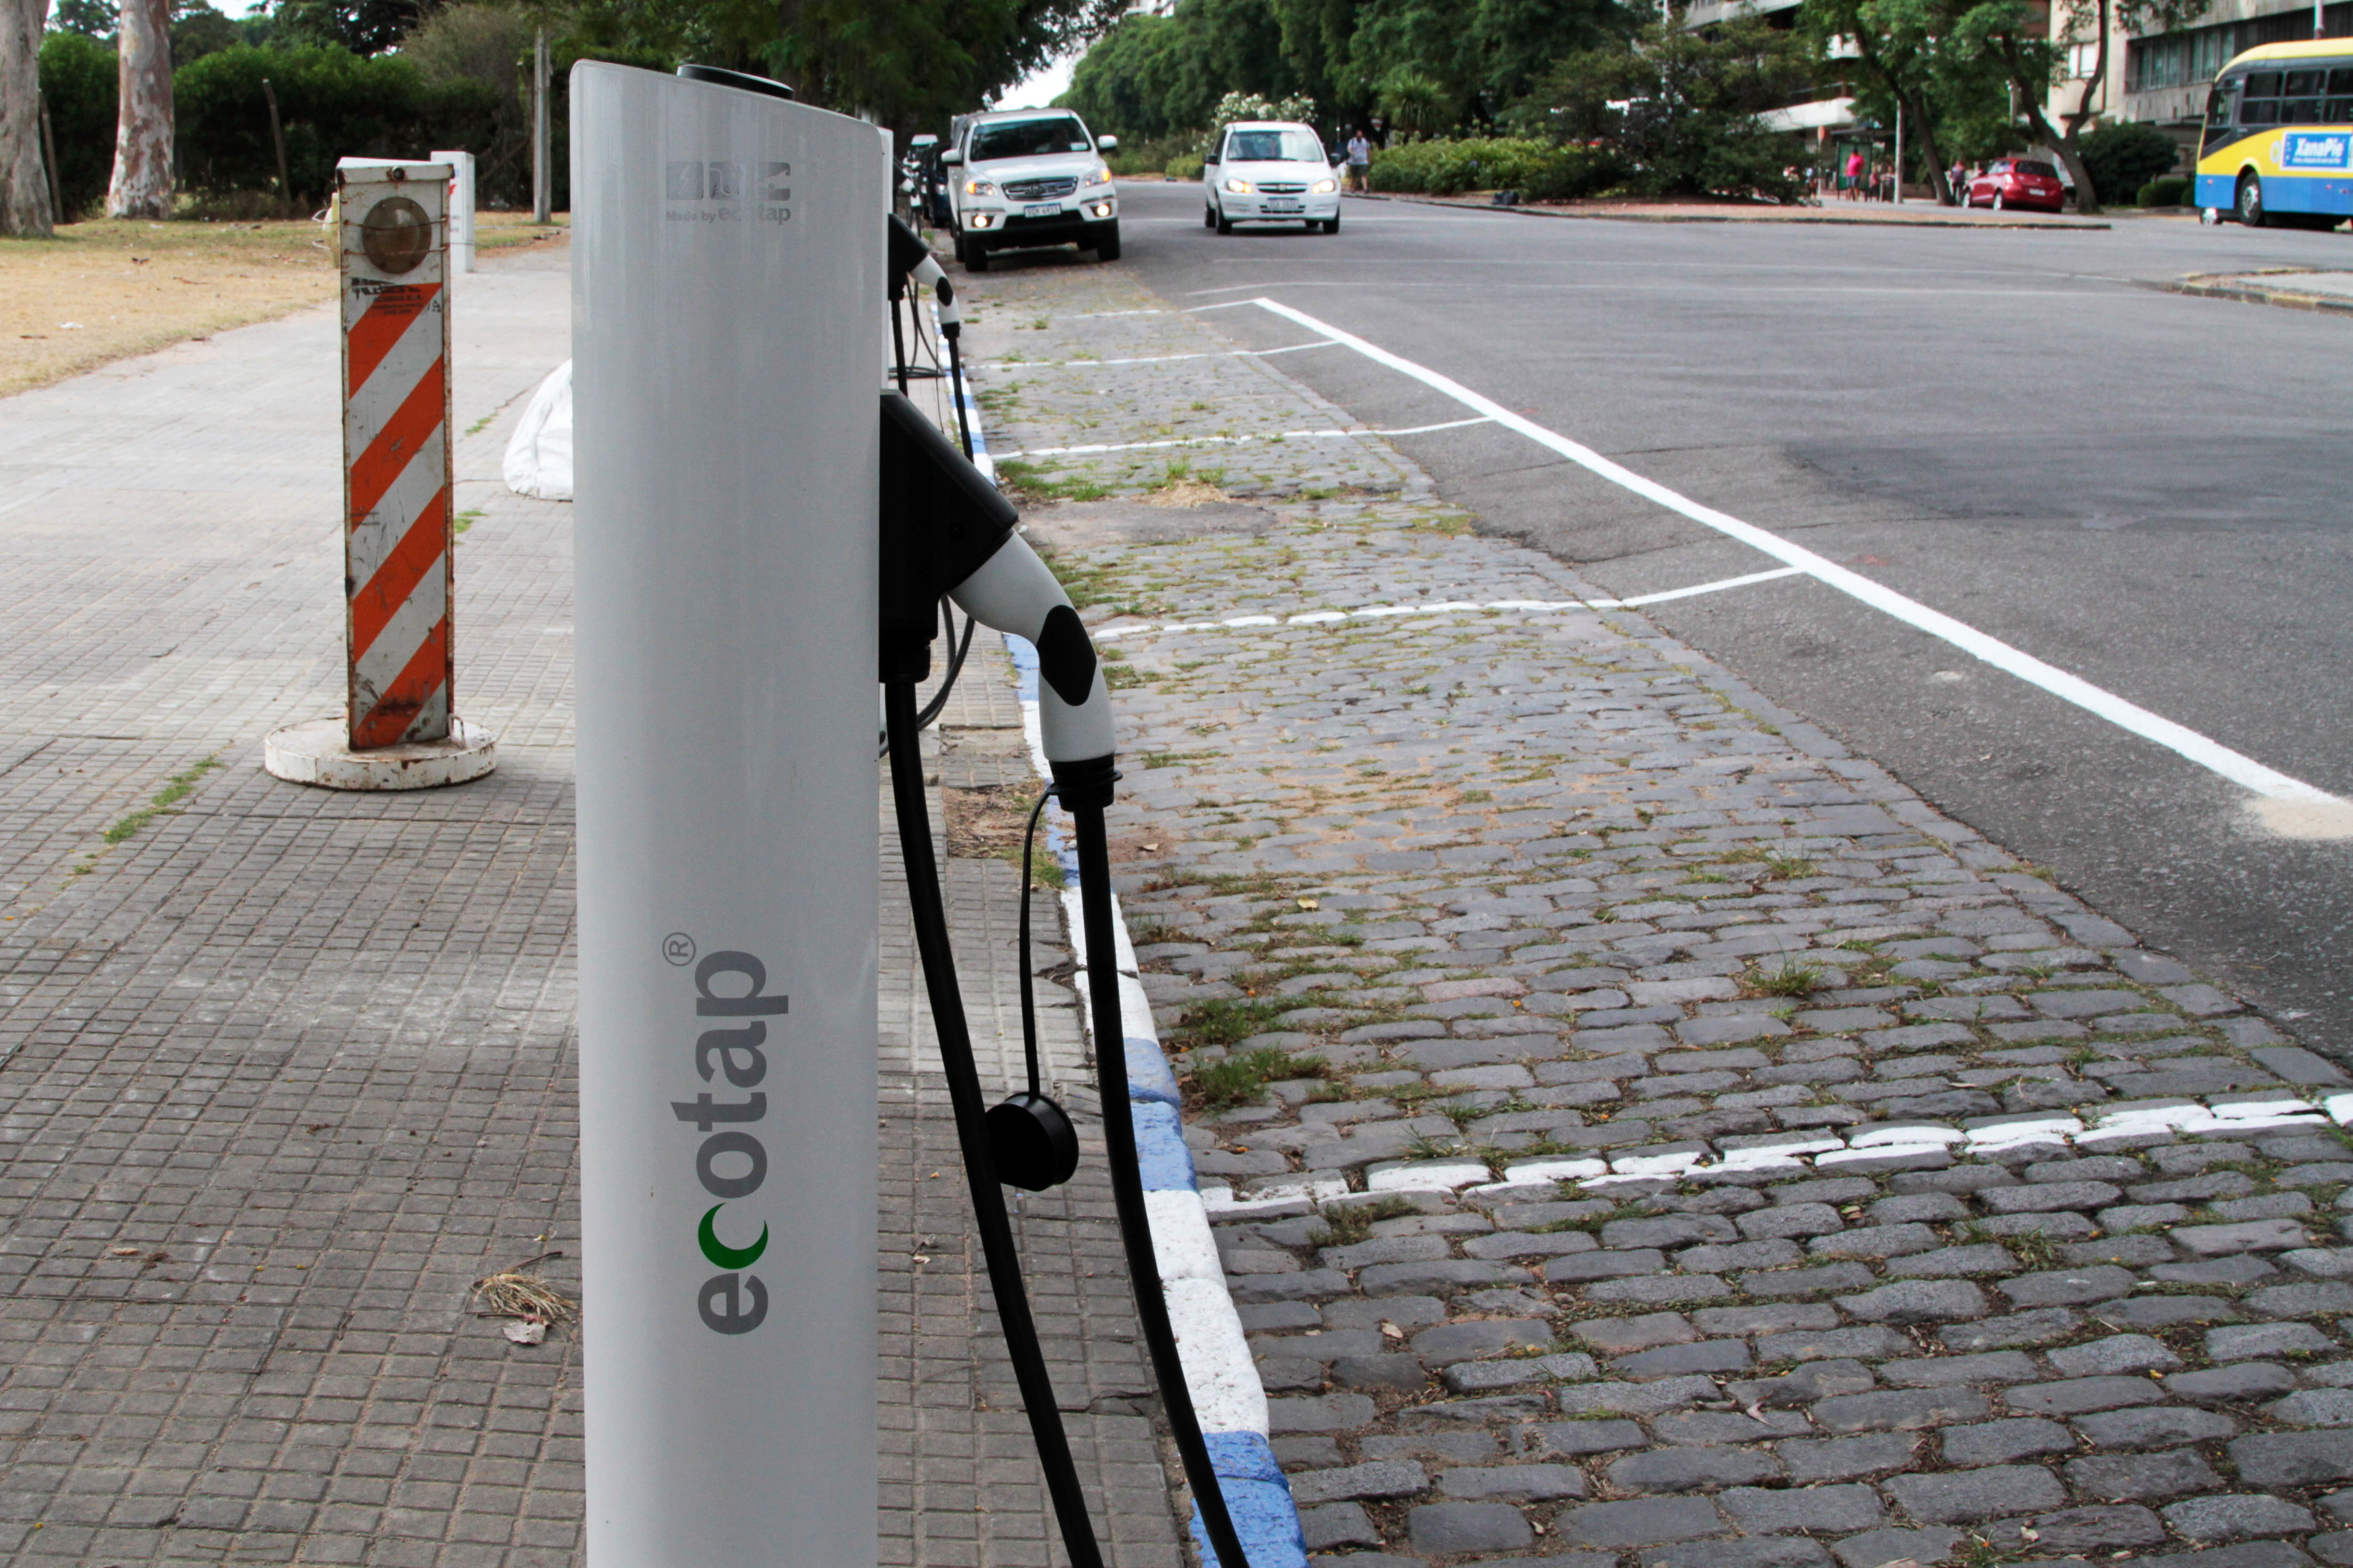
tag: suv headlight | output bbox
[963,179,995,197]
[1082,162,1112,187]
[1224,177,1253,193]
[1312,177,1338,193]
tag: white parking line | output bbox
[1101,567,1803,638]
[996,415,1492,460]
[1613,566,1807,607]
[1245,296,2348,811]
[987,340,1338,369]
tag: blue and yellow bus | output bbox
[2197,39,2353,227]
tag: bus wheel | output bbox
[2237,175,2265,227]
[2200,206,2222,226]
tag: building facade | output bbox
[2050,0,2347,159]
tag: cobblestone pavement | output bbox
[951,253,2353,1568]
[0,246,1190,1564]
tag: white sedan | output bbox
[1204,122,1342,234]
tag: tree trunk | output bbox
[107,0,173,220]
[1902,89,1952,204]
[0,0,53,238]
[1852,33,1952,206]
[2037,115,2101,212]
[2065,9,2110,211]
[2000,28,2101,212]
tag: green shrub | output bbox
[1165,152,1204,182]
[175,44,436,206]
[172,34,662,213]
[2079,121,2180,207]
[402,1,536,207]
[2138,174,2190,208]
[1104,133,1192,176]
[1367,137,1621,201]
[38,30,117,220]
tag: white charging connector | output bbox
[948,534,1113,763]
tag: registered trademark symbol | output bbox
[662,932,696,966]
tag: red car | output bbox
[1965,158,2068,212]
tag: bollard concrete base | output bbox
[263,716,497,790]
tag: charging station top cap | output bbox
[676,64,795,100]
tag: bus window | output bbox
[2206,82,2237,128]
[2330,97,2353,123]
[2245,70,2282,98]
[2285,69,2326,95]
[2331,67,2353,93]
[2286,96,2324,122]
[2245,99,2280,123]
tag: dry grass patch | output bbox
[2,217,334,397]
[1,211,568,399]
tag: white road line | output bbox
[1247,296,2346,808]
[997,414,1492,460]
[1102,568,1801,639]
[1189,281,2140,300]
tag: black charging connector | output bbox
[879,392,1010,685]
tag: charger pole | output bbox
[571,64,885,1565]
[432,148,476,271]
[533,30,552,223]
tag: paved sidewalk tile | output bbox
[946,254,2353,1568]
[0,246,1189,1564]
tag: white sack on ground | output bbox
[503,360,574,500]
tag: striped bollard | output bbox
[265,157,497,790]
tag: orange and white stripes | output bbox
[340,165,454,749]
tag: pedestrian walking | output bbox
[1346,130,1372,193]
[1844,148,1864,200]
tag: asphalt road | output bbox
[1047,180,2353,1054]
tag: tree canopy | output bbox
[1063,0,1630,140]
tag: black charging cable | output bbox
[890,295,911,396]
[946,330,975,459]
[880,211,1253,1568]
[889,278,976,742]
[883,681,1105,1568]
[1058,780,1256,1568]
[1016,785,1055,1099]
[913,597,977,733]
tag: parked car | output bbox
[942,108,1120,271]
[1965,158,2067,212]
[1204,121,1344,234]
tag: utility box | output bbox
[570,62,886,1566]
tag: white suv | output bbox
[943,109,1120,271]
[1205,121,1341,234]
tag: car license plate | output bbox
[1024,202,1060,218]
[1265,199,1301,213]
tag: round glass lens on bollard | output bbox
[360,195,435,273]
[986,1092,1080,1191]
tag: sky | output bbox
[993,46,1081,111]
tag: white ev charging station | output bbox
[569,59,1262,1568]
[570,63,884,1565]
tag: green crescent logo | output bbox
[697,1203,769,1269]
